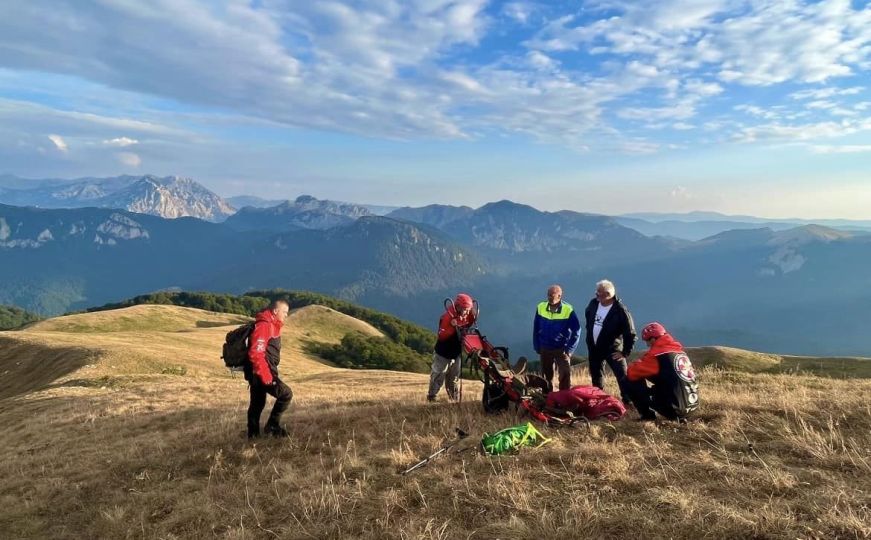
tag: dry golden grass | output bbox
[0,305,869,539]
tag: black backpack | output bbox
[222,322,255,371]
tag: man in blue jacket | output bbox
[533,284,581,391]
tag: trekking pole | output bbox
[400,428,469,475]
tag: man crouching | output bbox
[626,322,699,422]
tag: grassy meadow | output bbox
[0,305,869,539]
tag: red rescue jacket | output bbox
[247,308,284,385]
[433,306,476,359]
[627,334,684,381]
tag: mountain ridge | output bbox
[0,174,235,222]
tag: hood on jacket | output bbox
[649,333,683,355]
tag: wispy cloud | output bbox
[103,137,138,147]
[117,152,142,167]
[47,134,67,153]
[811,144,871,154]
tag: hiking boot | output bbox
[426,395,436,402]
[264,422,291,438]
[247,425,261,439]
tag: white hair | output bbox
[596,279,616,296]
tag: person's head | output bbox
[454,293,473,316]
[641,322,667,347]
[546,284,562,306]
[270,299,290,323]
[595,279,616,306]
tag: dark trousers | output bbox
[588,348,630,402]
[540,348,572,391]
[247,378,293,435]
[625,378,679,420]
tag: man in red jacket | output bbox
[245,299,293,438]
[427,293,476,402]
[626,322,699,422]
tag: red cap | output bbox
[642,322,667,341]
[454,293,473,309]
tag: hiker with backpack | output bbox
[533,284,581,391]
[428,293,477,402]
[626,322,699,422]
[245,299,293,438]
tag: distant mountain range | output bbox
[616,211,871,240]
[227,194,398,216]
[3,173,871,356]
[224,195,374,232]
[0,174,235,222]
[0,203,483,314]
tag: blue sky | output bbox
[0,0,870,218]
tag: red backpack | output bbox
[545,385,626,421]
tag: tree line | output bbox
[0,304,41,330]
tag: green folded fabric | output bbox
[481,422,551,455]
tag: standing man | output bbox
[428,293,477,402]
[533,284,581,392]
[245,299,293,438]
[584,280,636,404]
[626,322,699,422]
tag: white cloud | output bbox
[0,0,869,156]
[47,134,67,152]
[810,144,871,154]
[618,98,698,121]
[103,137,138,147]
[503,2,535,24]
[733,117,871,143]
[684,79,723,97]
[670,185,692,200]
[734,104,781,120]
[620,140,660,154]
[117,152,141,167]
[790,86,864,100]
[526,50,557,71]
[527,1,871,86]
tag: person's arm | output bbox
[532,310,541,353]
[584,301,594,349]
[622,305,637,357]
[627,350,658,381]
[437,312,456,341]
[248,321,274,385]
[565,310,581,355]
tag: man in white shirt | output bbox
[583,279,637,404]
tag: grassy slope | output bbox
[0,306,868,539]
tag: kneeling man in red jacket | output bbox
[626,322,699,422]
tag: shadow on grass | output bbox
[0,337,98,401]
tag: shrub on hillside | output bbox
[0,305,41,330]
[310,332,430,373]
